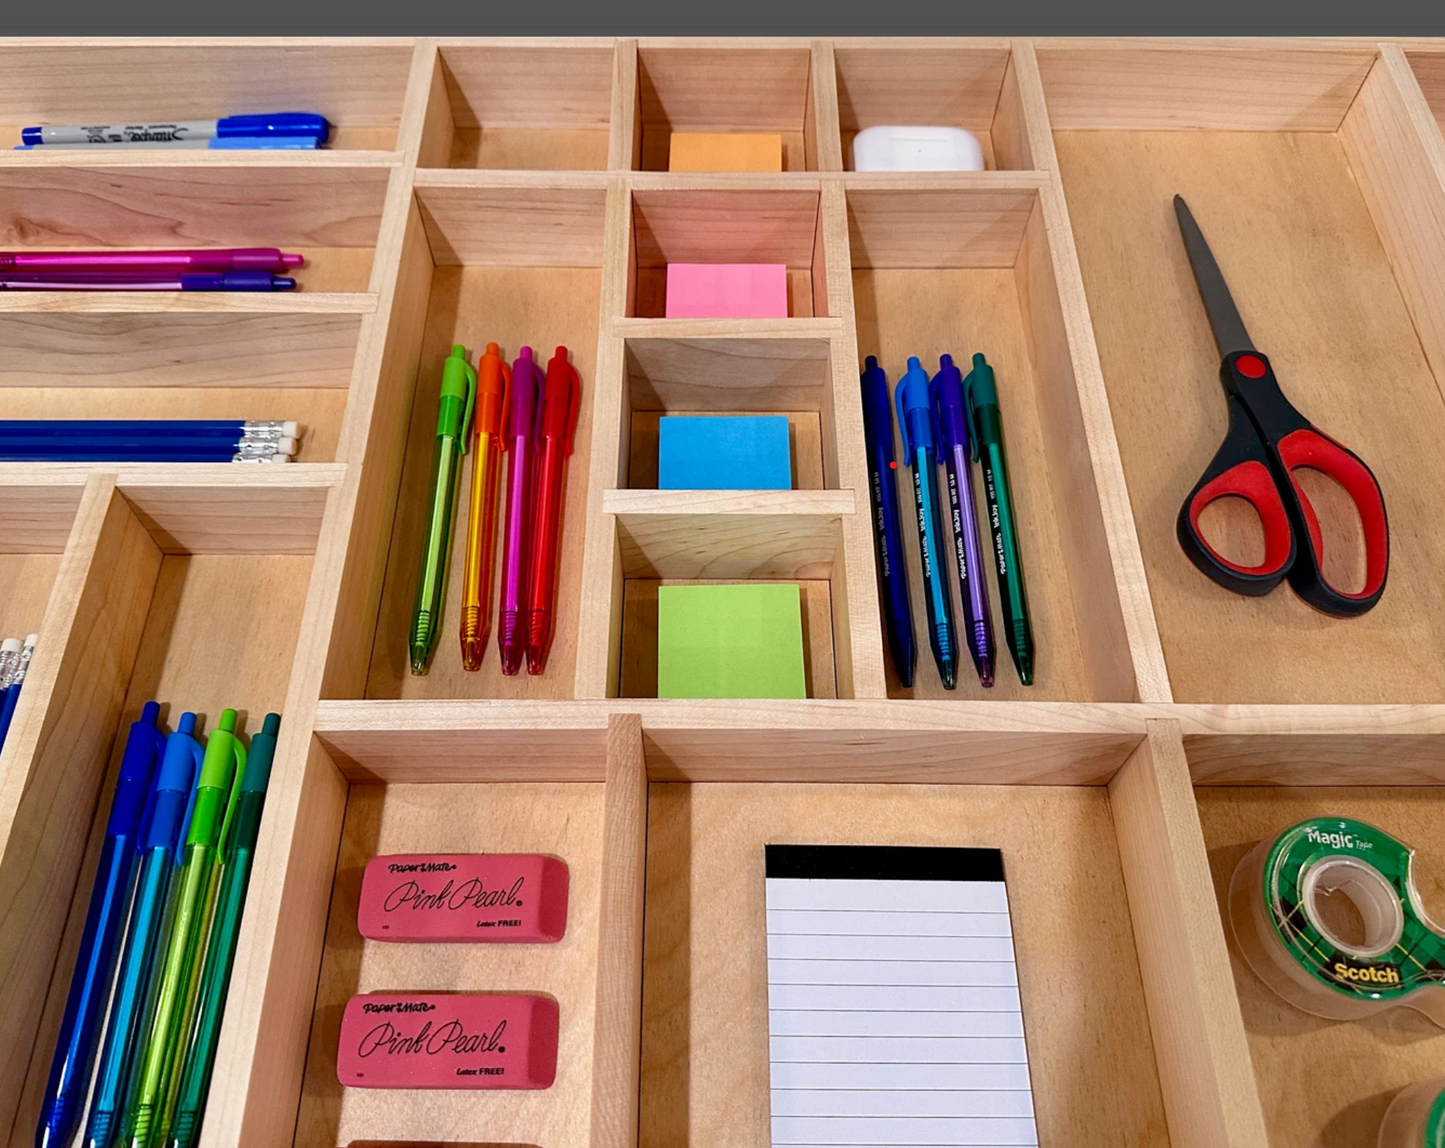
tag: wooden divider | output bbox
[1,35,1444,1148]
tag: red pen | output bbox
[526,347,581,676]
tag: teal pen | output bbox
[965,353,1035,685]
[895,356,958,690]
[84,714,204,1148]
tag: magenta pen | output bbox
[499,346,543,676]
[0,272,295,291]
[931,354,995,688]
[0,247,302,273]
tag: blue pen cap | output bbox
[216,112,330,142]
[931,354,973,458]
[859,355,895,459]
[893,356,937,462]
[103,701,165,838]
[139,712,205,854]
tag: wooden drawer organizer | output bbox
[2,35,1445,1148]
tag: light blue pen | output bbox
[83,714,204,1148]
[895,356,958,690]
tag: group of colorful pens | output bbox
[0,248,302,292]
[0,634,37,753]
[16,111,330,150]
[410,344,581,678]
[0,420,301,464]
[862,352,1035,691]
[37,707,280,1148]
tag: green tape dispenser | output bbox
[1379,1078,1445,1147]
[1229,817,1445,1024]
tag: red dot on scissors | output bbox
[1236,354,1266,379]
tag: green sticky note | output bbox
[657,583,807,699]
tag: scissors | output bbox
[1173,195,1389,618]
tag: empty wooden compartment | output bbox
[420,40,616,170]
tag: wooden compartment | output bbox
[616,334,838,490]
[296,776,606,1148]
[0,477,80,645]
[641,778,1167,1146]
[1041,42,1445,704]
[634,44,817,172]
[1195,781,1445,1146]
[835,41,1041,170]
[847,183,1138,702]
[0,40,413,152]
[419,42,616,170]
[1404,47,1445,136]
[0,310,365,462]
[1,471,327,1136]
[625,185,828,319]
[362,178,604,700]
[0,164,389,294]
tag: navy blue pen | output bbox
[860,356,917,688]
[37,702,165,1148]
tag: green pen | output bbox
[964,353,1036,686]
[121,709,246,1148]
[410,345,477,674]
[167,713,278,1148]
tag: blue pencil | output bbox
[0,635,34,754]
[0,419,296,438]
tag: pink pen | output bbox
[499,347,543,676]
[0,247,302,273]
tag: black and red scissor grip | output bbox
[1177,393,1295,596]
[1276,426,1389,614]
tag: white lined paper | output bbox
[765,846,1037,1148]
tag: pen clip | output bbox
[563,361,582,455]
[216,732,248,859]
[175,736,206,865]
[458,359,478,455]
[962,363,981,463]
[894,373,915,459]
[497,360,513,452]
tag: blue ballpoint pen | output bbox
[895,356,959,690]
[84,714,205,1148]
[37,702,166,1148]
[931,356,996,688]
[860,356,916,688]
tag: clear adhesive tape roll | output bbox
[1228,817,1445,1024]
[1379,1078,1445,1147]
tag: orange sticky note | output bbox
[668,132,784,173]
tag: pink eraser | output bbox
[664,263,789,319]
[358,854,568,943]
[337,992,559,1090]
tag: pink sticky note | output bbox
[664,263,789,319]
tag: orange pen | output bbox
[460,342,510,671]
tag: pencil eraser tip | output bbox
[0,639,20,654]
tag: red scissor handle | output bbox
[1178,352,1389,617]
[1275,427,1389,616]
[1178,392,1296,595]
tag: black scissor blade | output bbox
[1173,195,1256,356]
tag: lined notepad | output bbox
[764,845,1038,1147]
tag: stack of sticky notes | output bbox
[665,263,789,319]
[657,583,807,699]
[668,132,783,172]
[658,415,792,490]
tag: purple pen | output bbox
[499,346,543,676]
[931,354,995,688]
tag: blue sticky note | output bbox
[658,415,792,490]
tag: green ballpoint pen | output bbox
[965,353,1036,686]
[410,345,477,675]
[121,709,246,1148]
[168,713,279,1148]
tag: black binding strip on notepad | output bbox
[765,844,1004,883]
